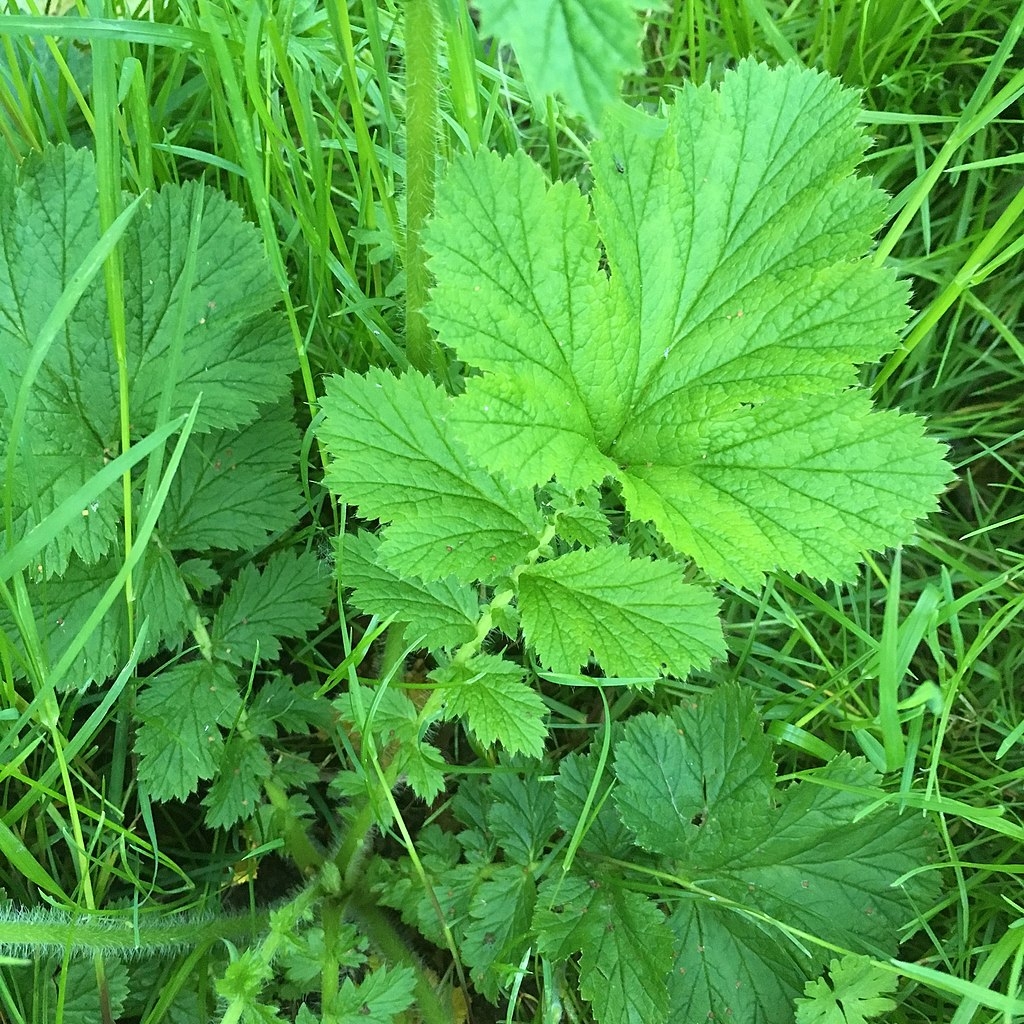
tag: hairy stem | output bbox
[0,906,264,961]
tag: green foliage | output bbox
[5,1,1022,1021]
[376,685,935,1023]
[0,143,330,827]
[319,60,951,762]
[796,955,899,1024]
[474,0,647,121]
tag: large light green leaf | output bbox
[617,389,948,589]
[425,61,952,587]
[426,149,624,490]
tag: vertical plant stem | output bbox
[405,0,443,377]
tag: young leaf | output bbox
[795,955,899,1024]
[426,61,952,587]
[461,866,536,1000]
[337,531,479,651]
[432,656,549,758]
[135,660,242,802]
[485,769,559,864]
[249,675,329,736]
[210,550,331,665]
[517,545,725,677]
[333,686,447,804]
[332,964,417,1023]
[319,368,545,583]
[546,483,611,548]
[474,0,645,122]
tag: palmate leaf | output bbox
[485,768,559,864]
[1,407,310,685]
[135,660,243,802]
[333,686,447,804]
[474,0,646,122]
[0,552,127,687]
[425,60,952,587]
[210,550,331,666]
[534,875,675,1024]
[203,734,273,829]
[159,402,303,551]
[612,685,939,1022]
[795,955,898,1024]
[611,694,775,867]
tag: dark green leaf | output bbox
[202,734,273,829]
[135,660,242,802]
[211,550,331,665]
[159,403,302,551]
